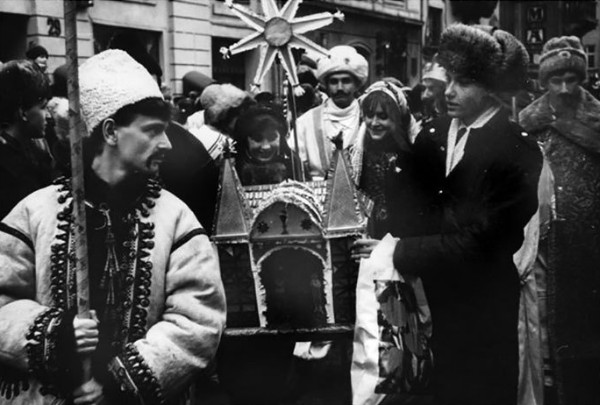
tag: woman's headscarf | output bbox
[350,80,421,183]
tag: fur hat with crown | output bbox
[538,36,587,85]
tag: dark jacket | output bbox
[393,110,542,405]
[0,132,54,219]
[161,122,220,234]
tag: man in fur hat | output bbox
[293,45,368,179]
[356,24,542,405]
[519,36,600,405]
[0,49,226,405]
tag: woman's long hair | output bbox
[361,89,412,153]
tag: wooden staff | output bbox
[288,81,305,182]
[64,0,92,381]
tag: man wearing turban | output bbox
[293,45,368,179]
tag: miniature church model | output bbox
[213,149,369,329]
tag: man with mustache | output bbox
[0,49,226,405]
[293,45,368,179]
[519,36,600,405]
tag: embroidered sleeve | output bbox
[123,208,226,402]
[105,344,164,405]
[25,308,79,397]
[0,194,78,400]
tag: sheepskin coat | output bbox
[0,175,226,405]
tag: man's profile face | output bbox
[445,73,490,126]
[326,72,358,108]
[547,71,581,106]
[23,98,49,139]
[115,115,171,177]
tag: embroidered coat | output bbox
[519,89,600,405]
[0,177,226,405]
[293,99,361,179]
[393,110,543,405]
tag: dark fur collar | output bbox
[520,89,600,155]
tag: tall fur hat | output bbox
[316,45,369,86]
[79,49,163,132]
[539,36,587,85]
[437,24,528,93]
[481,25,530,93]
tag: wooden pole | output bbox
[64,0,92,381]
[288,82,305,182]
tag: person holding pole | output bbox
[0,49,226,405]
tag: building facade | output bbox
[0,0,439,96]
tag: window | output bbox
[586,45,596,69]
[427,7,442,46]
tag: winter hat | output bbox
[422,61,448,83]
[79,49,163,132]
[200,83,249,126]
[182,71,215,98]
[316,45,369,86]
[437,24,528,93]
[539,36,587,85]
[437,24,502,89]
[26,45,48,60]
[489,27,529,93]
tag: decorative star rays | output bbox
[221,0,344,93]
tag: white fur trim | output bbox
[79,49,163,132]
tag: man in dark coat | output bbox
[0,59,53,219]
[357,25,542,405]
[519,36,600,405]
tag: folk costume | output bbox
[392,25,542,405]
[293,46,368,179]
[519,36,600,405]
[0,50,226,405]
[349,80,423,239]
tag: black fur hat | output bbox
[437,24,529,93]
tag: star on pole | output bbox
[221,0,344,93]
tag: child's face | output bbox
[248,128,280,162]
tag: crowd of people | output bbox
[0,17,598,405]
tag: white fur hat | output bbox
[79,49,163,132]
[316,45,369,86]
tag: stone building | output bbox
[0,0,443,95]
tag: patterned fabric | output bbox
[360,149,399,238]
[520,89,600,405]
[0,178,226,404]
